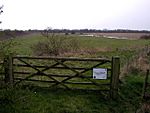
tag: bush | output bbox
[140,35,150,40]
[0,39,16,58]
[33,34,80,56]
[128,66,141,75]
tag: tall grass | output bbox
[0,73,145,113]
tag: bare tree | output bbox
[0,5,3,24]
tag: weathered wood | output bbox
[110,56,120,99]
[14,71,91,78]
[14,77,110,85]
[14,55,111,62]
[13,71,111,80]
[4,56,13,86]
[142,69,149,99]
[13,64,112,71]
[14,58,70,89]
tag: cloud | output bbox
[1,0,150,30]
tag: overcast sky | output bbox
[1,0,150,30]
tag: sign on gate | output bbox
[93,68,107,79]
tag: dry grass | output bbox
[136,102,150,113]
[57,47,113,57]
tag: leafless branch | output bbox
[0,5,3,15]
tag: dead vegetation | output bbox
[33,33,80,56]
[120,46,150,78]
[136,102,150,113]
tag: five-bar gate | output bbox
[3,55,120,99]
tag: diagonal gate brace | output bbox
[14,58,70,89]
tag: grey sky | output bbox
[1,0,150,30]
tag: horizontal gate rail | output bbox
[14,78,110,86]
[13,72,111,79]
[13,56,111,62]
[13,64,111,71]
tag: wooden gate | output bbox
[4,55,120,99]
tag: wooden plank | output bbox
[13,55,111,62]
[13,64,89,70]
[142,69,149,99]
[13,64,111,71]
[14,78,110,86]
[14,71,91,78]
[13,71,111,80]
[68,88,110,92]
[110,56,120,99]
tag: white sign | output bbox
[93,68,107,79]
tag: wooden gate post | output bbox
[110,56,120,99]
[142,69,149,99]
[4,55,13,86]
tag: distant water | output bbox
[79,34,128,40]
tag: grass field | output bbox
[0,33,150,113]
[12,33,150,56]
[0,74,144,113]
[10,33,150,67]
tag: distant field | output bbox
[11,33,150,55]
[87,32,150,39]
[6,33,148,69]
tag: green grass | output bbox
[0,33,150,113]
[0,74,144,113]
[77,36,149,49]
[12,33,45,55]
[11,34,150,56]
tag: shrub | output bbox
[0,38,17,81]
[0,39,16,58]
[33,34,80,56]
[140,35,150,40]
